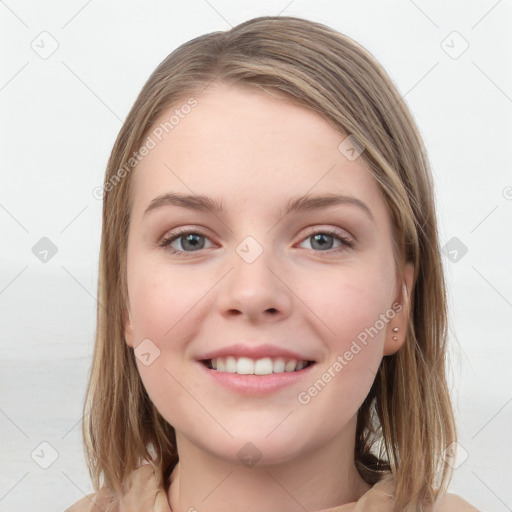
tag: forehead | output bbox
[130,82,389,224]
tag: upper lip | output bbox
[197,343,315,362]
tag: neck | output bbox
[167,421,371,512]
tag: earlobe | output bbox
[383,262,414,356]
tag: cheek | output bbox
[127,256,208,347]
[303,262,394,352]
[294,270,392,431]
[126,254,217,427]
[295,262,394,410]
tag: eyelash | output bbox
[159,227,354,257]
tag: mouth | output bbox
[201,356,316,375]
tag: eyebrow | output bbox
[143,192,374,222]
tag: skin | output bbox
[124,82,414,512]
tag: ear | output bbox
[124,307,135,348]
[383,262,414,356]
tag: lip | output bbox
[197,359,316,396]
[197,343,314,362]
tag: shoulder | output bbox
[65,463,168,512]
[354,474,480,512]
[65,486,118,512]
[434,491,480,512]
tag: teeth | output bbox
[225,356,237,373]
[254,357,273,375]
[285,359,297,372]
[208,356,310,375]
[237,357,254,375]
[273,357,285,373]
[295,360,306,371]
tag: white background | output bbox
[1,1,511,511]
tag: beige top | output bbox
[65,463,480,512]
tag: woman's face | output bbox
[124,82,412,466]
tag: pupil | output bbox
[182,234,204,251]
[311,233,333,250]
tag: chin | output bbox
[182,423,316,468]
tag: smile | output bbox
[203,356,315,375]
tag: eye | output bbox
[159,227,354,256]
[298,228,354,255]
[159,229,214,255]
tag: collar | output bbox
[117,463,396,512]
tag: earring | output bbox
[392,327,399,341]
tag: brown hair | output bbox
[83,15,456,511]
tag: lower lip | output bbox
[198,361,316,395]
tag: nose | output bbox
[215,242,292,323]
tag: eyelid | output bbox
[297,226,355,255]
[159,227,216,251]
[159,224,355,257]
[301,225,353,242]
